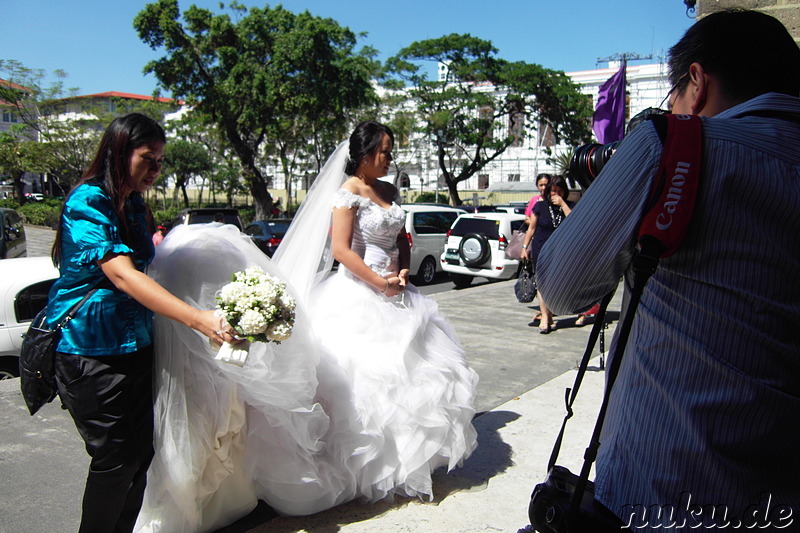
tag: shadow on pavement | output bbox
[219,410,520,533]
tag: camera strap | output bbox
[542,114,704,527]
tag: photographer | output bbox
[537,9,800,530]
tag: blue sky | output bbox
[3,0,695,97]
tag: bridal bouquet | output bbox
[214,266,296,365]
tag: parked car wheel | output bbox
[0,356,19,380]
[459,233,491,267]
[452,274,473,289]
[415,256,437,285]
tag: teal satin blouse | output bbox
[47,181,155,356]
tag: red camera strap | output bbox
[638,114,703,257]
[547,115,704,529]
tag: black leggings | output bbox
[55,346,154,533]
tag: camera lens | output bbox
[569,141,619,190]
[568,107,667,191]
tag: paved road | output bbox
[22,224,56,259]
[4,225,622,532]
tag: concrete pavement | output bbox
[0,225,620,532]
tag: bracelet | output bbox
[381,279,389,293]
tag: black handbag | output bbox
[19,281,104,416]
[514,261,536,303]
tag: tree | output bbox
[0,61,97,191]
[167,109,244,206]
[386,34,593,205]
[134,0,376,219]
[164,138,212,207]
[0,60,175,193]
[0,127,54,201]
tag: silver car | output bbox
[402,205,464,285]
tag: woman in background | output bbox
[521,175,572,334]
[523,173,551,225]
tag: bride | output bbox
[135,121,479,532]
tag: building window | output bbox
[538,121,555,149]
[2,111,17,123]
[478,174,489,190]
[507,173,520,182]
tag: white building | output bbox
[388,61,671,196]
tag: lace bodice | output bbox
[333,188,405,277]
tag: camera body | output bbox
[528,466,625,533]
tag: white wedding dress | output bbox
[134,184,478,531]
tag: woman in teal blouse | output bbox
[47,113,237,533]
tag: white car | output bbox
[440,212,526,288]
[0,257,59,379]
[402,205,464,285]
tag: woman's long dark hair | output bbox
[344,121,395,176]
[51,113,166,266]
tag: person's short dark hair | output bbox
[345,121,395,176]
[543,175,570,204]
[214,212,225,222]
[668,9,800,101]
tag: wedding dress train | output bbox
[135,217,478,531]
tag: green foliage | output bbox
[0,129,56,201]
[0,198,20,209]
[549,148,575,186]
[414,191,449,204]
[151,205,183,228]
[135,0,376,219]
[164,138,213,207]
[386,34,592,205]
[237,207,255,226]
[18,199,62,227]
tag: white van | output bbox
[402,205,464,285]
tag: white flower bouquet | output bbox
[214,266,296,365]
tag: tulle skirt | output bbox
[134,223,478,532]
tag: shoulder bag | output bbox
[505,226,531,260]
[19,279,106,416]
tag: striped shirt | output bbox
[537,93,800,531]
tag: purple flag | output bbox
[592,62,627,144]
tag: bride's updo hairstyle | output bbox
[345,121,395,176]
